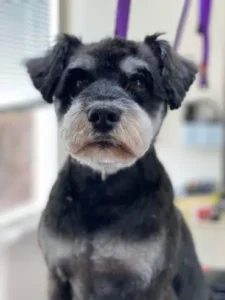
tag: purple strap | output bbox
[198,0,212,87]
[173,0,191,51]
[115,0,131,38]
[174,0,212,87]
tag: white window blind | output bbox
[0,0,57,107]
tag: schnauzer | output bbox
[26,33,212,300]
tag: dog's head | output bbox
[26,33,197,174]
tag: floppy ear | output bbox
[25,34,81,103]
[144,34,197,109]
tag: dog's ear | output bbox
[25,34,81,103]
[144,34,197,109]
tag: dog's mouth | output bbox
[72,137,135,164]
[78,139,132,154]
[90,140,114,148]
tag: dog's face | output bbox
[26,34,197,174]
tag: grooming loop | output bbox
[115,0,131,38]
[174,0,212,87]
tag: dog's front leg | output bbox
[48,270,72,300]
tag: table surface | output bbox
[175,194,225,269]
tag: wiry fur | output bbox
[26,34,212,300]
[59,98,159,173]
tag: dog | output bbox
[26,33,212,300]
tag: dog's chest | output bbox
[41,229,165,299]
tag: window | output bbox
[0,0,58,224]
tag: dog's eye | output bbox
[126,76,146,92]
[62,68,94,97]
[76,79,91,91]
[55,68,94,101]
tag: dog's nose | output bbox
[88,107,120,132]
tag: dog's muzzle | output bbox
[60,97,154,173]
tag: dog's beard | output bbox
[60,101,163,174]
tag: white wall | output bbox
[64,0,225,189]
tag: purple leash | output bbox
[174,0,212,87]
[173,0,191,51]
[198,0,212,87]
[115,0,131,38]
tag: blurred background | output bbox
[0,0,225,299]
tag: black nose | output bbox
[88,107,121,132]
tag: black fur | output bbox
[25,34,212,300]
[43,149,173,238]
[26,34,81,103]
[145,34,196,109]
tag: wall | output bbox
[61,0,225,190]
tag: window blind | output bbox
[0,0,52,106]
